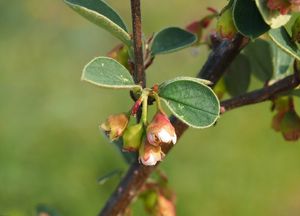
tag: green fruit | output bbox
[122,123,144,152]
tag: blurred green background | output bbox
[1,0,300,215]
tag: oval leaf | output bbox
[269,27,300,61]
[65,0,131,46]
[255,0,291,28]
[151,27,197,55]
[224,54,251,96]
[82,57,141,90]
[232,0,270,39]
[158,77,220,128]
[243,39,273,82]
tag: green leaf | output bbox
[224,54,251,96]
[255,0,291,28]
[97,169,122,185]
[65,0,131,46]
[243,39,273,82]
[151,27,197,55]
[269,27,300,61]
[271,43,293,79]
[158,77,220,128]
[82,57,141,90]
[232,0,270,39]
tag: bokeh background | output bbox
[1,0,300,215]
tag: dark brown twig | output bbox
[130,0,145,88]
[221,71,300,112]
[198,34,249,85]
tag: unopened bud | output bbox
[100,113,129,141]
[107,44,130,69]
[216,7,237,40]
[122,123,144,152]
[147,111,177,146]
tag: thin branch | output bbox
[221,73,300,112]
[130,0,145,88]
[99,34,248,216]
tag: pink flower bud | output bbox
[139,142,165,166]
[147,112,177,146]
[100,113,129,141]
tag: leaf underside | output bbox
[269,27,300,61]
[65,0,131,46]
[82,57,140,90]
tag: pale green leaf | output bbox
[65,0,131,46]
[159,77,220,128]
[82,57,141,90]
[271,43,293,79]
[269,27,300,61]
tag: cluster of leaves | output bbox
[187,0,300,141]
[221,0,300,141]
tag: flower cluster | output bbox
[271,97,300,141]
[267,0,300,15]
[100,93,177,166]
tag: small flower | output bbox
[147,111,177,146]
[122,123,144,152]
[100,113,129,141]
[139,141,165,166]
